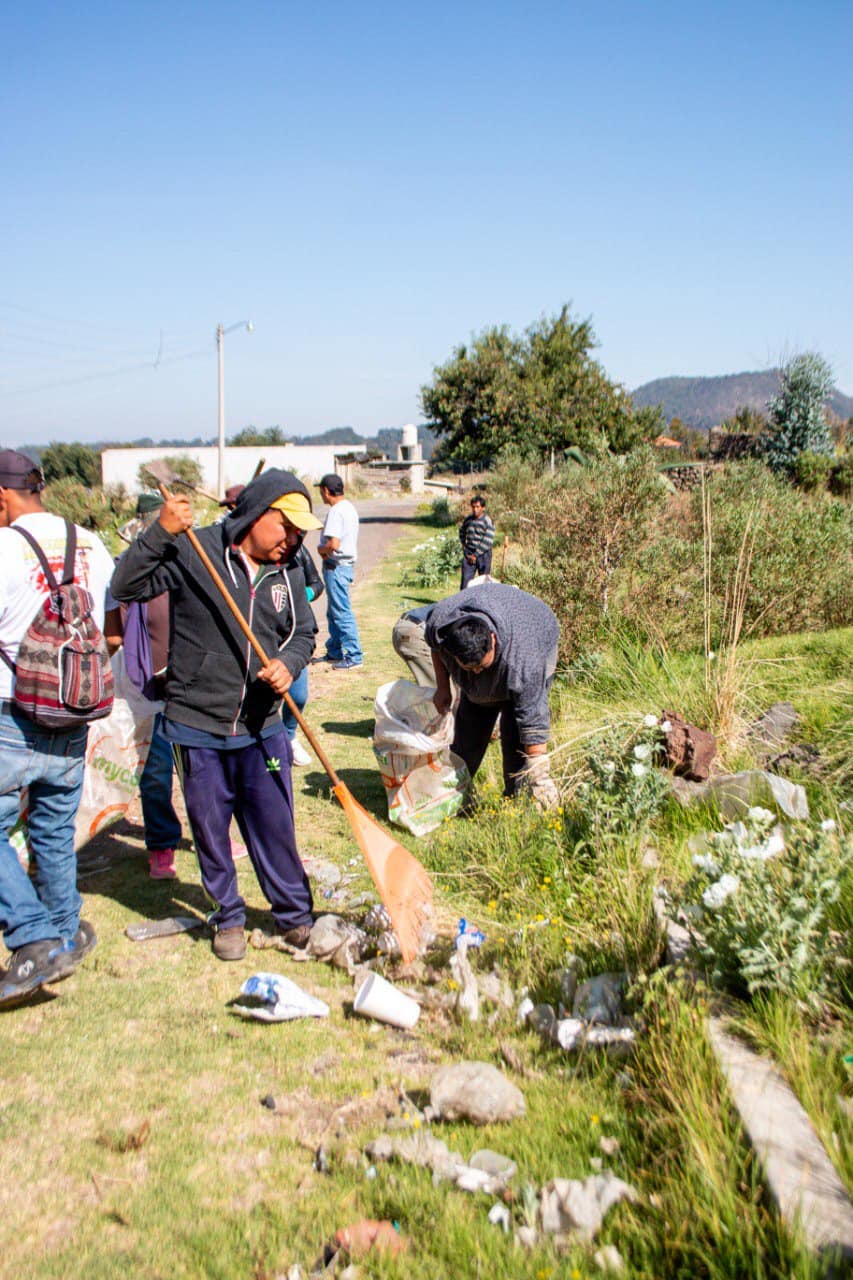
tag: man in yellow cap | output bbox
[111,470,322,961]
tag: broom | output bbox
[156,485,433,963]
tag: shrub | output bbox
[44,479,133,532]
[428,496,456,527]
[504,448,666,659]
[792,450,833,492]
[673,810,851,1010]
[572,716,670,840]
[830,451,853,498]
[137,454,203,491]
[402,532,460,587]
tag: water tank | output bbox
[401,423,418,448]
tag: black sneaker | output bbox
[0,938,75,1008]
[63,920,98,969]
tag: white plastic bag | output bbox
[373,680,469,836]
[15,650,157,862]
[73,649,157,847]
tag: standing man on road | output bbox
[317,473,363,670]
[110,469,322,962]
[0,451,114,1006]
[425,582,560,810]
[459,494,495,589]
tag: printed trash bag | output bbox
[373,679,469,837]
[15,648,156,861]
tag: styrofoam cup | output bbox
[353,972,420,1029]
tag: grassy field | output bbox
[1,514,848,1278]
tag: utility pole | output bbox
[215,320,254,499]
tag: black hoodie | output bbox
[110,470,317,737]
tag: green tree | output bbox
[764,353,834,476]
[229,425,286,445]
[420,306,658,463]
[41,441,100,487]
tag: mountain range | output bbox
[631,370,853,431]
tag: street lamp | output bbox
[216,320,254,498]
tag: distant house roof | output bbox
[654,435,683,448]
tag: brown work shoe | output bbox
[212,927,246,961]
[276,923,312,950]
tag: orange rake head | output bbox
[333,783,433,964]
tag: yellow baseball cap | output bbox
[268,491,323,531]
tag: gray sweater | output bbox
[424,583,559,744]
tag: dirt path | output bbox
[301,496,421,656]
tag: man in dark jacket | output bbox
[110,470,322,961]
[425,582,560,810]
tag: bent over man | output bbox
[425,582,560,809]
[111,469,322,961]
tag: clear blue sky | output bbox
[2,1,851,445]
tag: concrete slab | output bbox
[708,1018,853,1266]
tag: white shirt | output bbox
[319,498,359,563]
[0,512,115,700]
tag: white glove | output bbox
[519,754,560,810]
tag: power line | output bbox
[0,344,213,398]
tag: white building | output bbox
[101,445,341,494]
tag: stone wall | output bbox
[708,427,761,461]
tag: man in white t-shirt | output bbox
[0,451,115,1007]
[316,473,363,670]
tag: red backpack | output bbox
[0,520,114,728]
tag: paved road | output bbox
[301,497,422,651]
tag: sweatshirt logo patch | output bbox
[271,584,287,612]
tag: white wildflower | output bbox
[707,650,716,661]
[633,743,651,761]
[747,806,774,824]
[725,821,749,847]
[643,714,658,728]
[820,818,837,833]
[702,874,739,910]
[741,831,784,862]
[692,853,720,876]
[602,761,616,773]
[660,720,672,733]
[631,762,647,778]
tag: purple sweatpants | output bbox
[177,728,313,932]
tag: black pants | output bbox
[460,549,492,589]
[451,695,525,797]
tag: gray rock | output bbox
[528,1002,557,1035]
[307,914,369,973]
[572,972,626,1026]
[670,770,808,820]
[478,971,514,1010]
[539,1172,638,1241]
[365,1131,466,1182]
[515,1225,538,1250]
[749,702,799,752]
[558,956,580,1008]
[430,1061,526,1126]
[469,1149,517,1181]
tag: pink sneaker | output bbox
[148,849,177,879]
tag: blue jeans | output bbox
[323,564,362,663]
[0,704,87,952]
[139,712,182,851]
[282,667,308,740]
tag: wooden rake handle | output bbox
[157,483,341,787]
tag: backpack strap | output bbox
[10,519,78,590]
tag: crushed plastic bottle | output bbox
[456,918,486,949]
